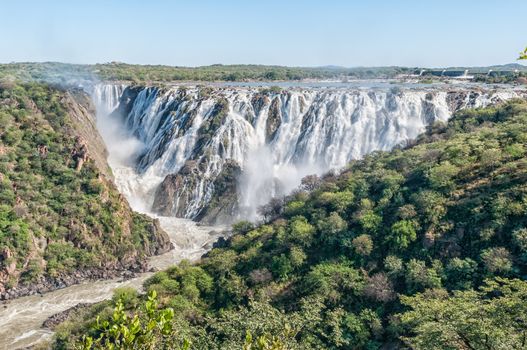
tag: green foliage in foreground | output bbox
[0,83,160,288]
[59,99,527,348]
[79,290,190,350]
[77,290,290,350]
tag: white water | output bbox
[95,84,521,221]
[92,83,227,265]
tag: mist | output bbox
[91,84,164,214]
[239,144,324,220]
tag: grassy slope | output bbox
[0,82,168,294]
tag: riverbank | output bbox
[0,217,223,349]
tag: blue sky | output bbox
[0,0,525,67]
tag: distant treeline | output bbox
[1,62,526,84]
[92,63,415,82]
[0,62,415,82]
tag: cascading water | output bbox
[92,84,522,223]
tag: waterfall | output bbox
[90,83,125,116]
[91,84,521,222]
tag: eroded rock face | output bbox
[152,160,200,217]
[266,96,282,142]
[446,90,470,112]
[195,160,241,225]
[251,94,270,121]
[152,159,241,224]
[64,90,113,178]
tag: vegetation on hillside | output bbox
[0,82,167,292]
[52,97,527,348]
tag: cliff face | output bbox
[152,159,241,225]
[0,83,172,300]
[62,90,113,179]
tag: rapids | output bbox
[0,217,219,349]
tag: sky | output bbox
[0,0,525,67]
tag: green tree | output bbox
[304,262,364,303]
[405,259,442,293]
[426,161,459,190]
[79,290,190,350]
[288,216,316,246]
[352,234,373,256]
[481,247,513,274]
[445,258,478,290]
[388,220,418,249]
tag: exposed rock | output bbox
[195,160,241,225]
[152,160,199,217]
[251,94,270,124]
[63,90,113,179]
[1,248,16,275]
[72,137,89,172]
[112,85,143,120]
[152,158,241,224]
[422,92,439,125]
[0,266,142,301]
[43,303,94,329]
[193,98,230,155]
[446,90,470,112]
[150,219,173,255]
[266,96,282,142]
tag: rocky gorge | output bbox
[0,80,524,349]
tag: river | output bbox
[0,217,223,349]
